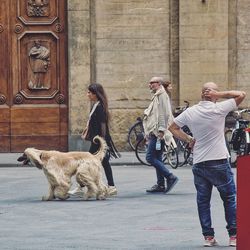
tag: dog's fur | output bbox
[17,136,109,201]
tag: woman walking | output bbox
[69,83,120,197]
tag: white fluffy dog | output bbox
[17,136,109,201]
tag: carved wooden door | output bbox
[0,0,68,152]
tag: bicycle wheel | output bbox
[163,144,179,169]
[135,137,151,166]
[175,139,190,167]
[127,120,144,151]
[184,146,193,166]
[225,130,237,167]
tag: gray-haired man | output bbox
[143,76,178,193]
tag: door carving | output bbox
[0,0,68,152]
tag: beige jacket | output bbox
[143,86,173,144]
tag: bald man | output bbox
[169,82,246,247]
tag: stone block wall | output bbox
[179,0,229,104]
[68,0,250,151]
[236,0,250,108]
[93,0,171,150]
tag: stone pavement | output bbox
[0,153,236,250]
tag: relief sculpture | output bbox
[27,0,50,17]
[28,40,50,89]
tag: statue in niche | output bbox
[28,40,50,89]
[27,0,49,17]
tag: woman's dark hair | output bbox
[162,81,172,97]
[88,83,110,123]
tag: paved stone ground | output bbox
[0,163,235,250]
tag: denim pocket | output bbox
[193,162,234,188]
[192,166,207,187]
[210,163,234,188]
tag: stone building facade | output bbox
[68,0,250,151]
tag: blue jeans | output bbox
[192,159,236,237]
[146,134,171,186]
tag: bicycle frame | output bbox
[135,136,179,168]
[226,109,250,164]
[245,128,250,144]
[170,137,177,148]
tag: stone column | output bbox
[68,0,91,150]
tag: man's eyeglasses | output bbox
[149,81,159,85]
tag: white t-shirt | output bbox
[174,99,237,164]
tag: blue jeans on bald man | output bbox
[192,159,236,237]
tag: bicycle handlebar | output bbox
[234,109,250,115]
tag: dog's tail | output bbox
[93,136,108,161]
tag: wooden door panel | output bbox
[15,32,61,103]
[0,0,68,152]
[0,1,10,152]
[11,123,59,135]
[0,108,10,121]
[11,107,60,122]
[17,0,58,25]
[0,108,10,135]
[0,0,10,99]
[11,0,67,152]
[0,137,10,152]
[59,105,68,151]
[11,135,61,152]
[0,109,10,153]
[0,124,10,134]
[0,121,10,152]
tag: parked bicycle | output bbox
[135,136,179,169]
[175,125,193,167]
[129,100,193,167]
[127,117,144,151]
[225,109,250,167]
[173,100,190,117]
[173,101,193,167]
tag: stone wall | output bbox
[94,0,171,150]
[236,0,250,108]
[68,0,172,150]
[68,0,250,151]
[179,0,229,104]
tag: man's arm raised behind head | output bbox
[233,91,246,106]
[205,89,246,106]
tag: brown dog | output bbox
[17,136,109,201]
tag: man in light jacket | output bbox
[143,76,178,193]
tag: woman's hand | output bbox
[81,127,88,140]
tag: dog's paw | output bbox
[42,195,54,201]
[96,194,107,200]
[57,194,70,200]
[82,194,90,201]
[42,196,49,201]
